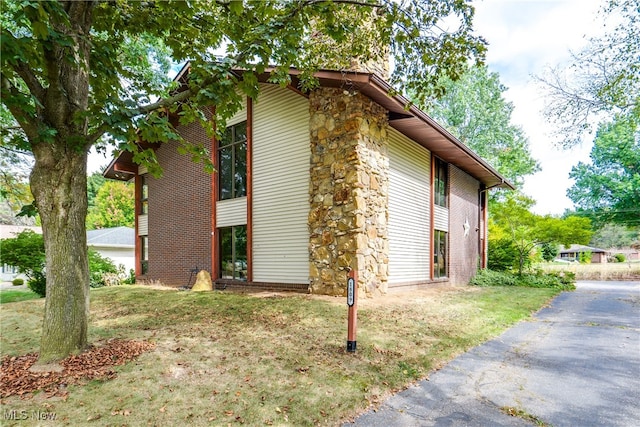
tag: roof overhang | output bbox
[105,66,514,190]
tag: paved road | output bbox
[347,281,640,427]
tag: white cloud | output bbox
[473,0,604,215]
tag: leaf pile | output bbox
[0,339,154,398]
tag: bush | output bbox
[88,249,119,288]
[469,269,517,287]
[613,253,626,263]
[12,278,24,286]
[470,269,575,291]
[488,238,518,271]
[27,271,47,297]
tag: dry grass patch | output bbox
[541,262,640,280]
[0,285,560,426]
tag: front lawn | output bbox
[0,285,561,426]
[0,288,42,304]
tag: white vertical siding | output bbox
[387,128,431,285]
[252,84,310,284]
[138,215,148,236]
[434,205,449,231]
[228,96,247,127]
[217,197,248,227]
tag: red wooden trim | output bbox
[134,174,141,277]
[481,189,488,269]
[246,97,253,282]
[210,106,219,280]
[430,154,435,280]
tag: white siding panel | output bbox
[252,84,310,284]
[138,215,148,236]
[434,205,449,231]
[388,129,431,285]
[217,197,247,227]
[227,96,247,127]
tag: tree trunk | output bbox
[30,143,90,363]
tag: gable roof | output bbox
[105,66,514,190]
[87,226,135,248]
[559,244,608,254]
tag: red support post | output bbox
[346,268,358,352]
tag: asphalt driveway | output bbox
[347,281,640,427]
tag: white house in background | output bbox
[1,225,135,282]
[1,224,42,282]
[87,227,135,272]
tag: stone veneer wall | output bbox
[308,88,390,297]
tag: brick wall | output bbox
[143,121,213,287]
[448,165,481,285]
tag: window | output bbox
[140,174,149,214]
[219,226,247,280]
[141,236,149,275]
[218,122,247,200]
[434,158,448,207]
[434,230,448,278]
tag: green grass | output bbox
[0,285,560,426]
[0,288,42,304]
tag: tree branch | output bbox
[13,63,46,107]
[1,73,40,143]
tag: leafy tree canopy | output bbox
[86,181,135,230]
[428,65,540,188]
[567,114,640,226]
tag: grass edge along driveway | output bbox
[0,285,561,426]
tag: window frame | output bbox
[140,174,149,214]
[218,121,248,200]
[434,157,448,208]
[433,230,448,279]
[140,236,149,275]
[219,225,247,281]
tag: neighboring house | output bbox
[87,227,135,272]
[104,65,513,296]
[1,224,134,281]
[0,224,42,282]
[559,245,609,264]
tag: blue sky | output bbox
[472,0,605,215]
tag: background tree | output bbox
[86,181,135,230]
[1,0,487,363]
[567,114,640,226]
[490,193,593,274]
[590,223,639,249]
[540,242,559,262]
[86,172,106,213]
[1,106,35,225]
[428,65,540,189]
[537,0,639,147]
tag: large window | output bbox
[140,174,149,214]
[218,122,247,200]
[434,158,448,207]
[140,236,149,275]
[219,226,247,280]
[434,230,448,278]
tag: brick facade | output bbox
[142,121,213,286]
[448,165,481,285]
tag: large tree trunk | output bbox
[30,144,90,363]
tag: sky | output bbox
[89,0,605,216]
[471,0,605,215]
